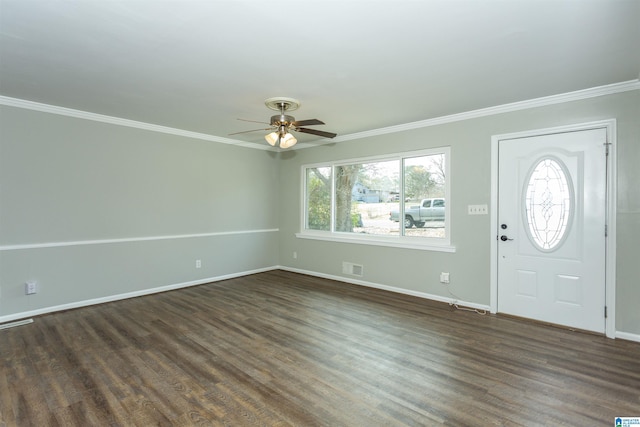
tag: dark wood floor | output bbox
[1,270,639,426]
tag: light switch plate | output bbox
[468,204,488,215]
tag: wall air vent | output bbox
[342,262,364,277]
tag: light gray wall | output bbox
[278,90,640,336]
[2,90,638,336]
[0,106,280,319]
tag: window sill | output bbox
[295,232,456,253]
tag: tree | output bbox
[306,169,331,230]
[307,165,362,232]
[429,154,446,187]
[404,165,437,200]
[334,165,361,232]
[355,162,399,194]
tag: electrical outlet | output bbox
[293,251,298,259]
[440,272,450,284]
[195,259,201,269]
[25,281,38,295]
[468,204,488,215]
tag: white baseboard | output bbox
[277,265,491,312]
[0,318,34,330]
[615,331,640,343]
[0,265,487,326]
[4,265,637,343]
[0,266,278,325]
[280,267,640,340]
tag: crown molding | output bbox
[1,79,637,150]
[327,79,640,144]
[0,96,276,151]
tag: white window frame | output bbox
[297,147,455,252]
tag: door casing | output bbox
[490,120,616,338]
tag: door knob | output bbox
[500,235,513,241]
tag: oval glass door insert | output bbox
[524,157,573,250]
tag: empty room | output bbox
[1,1,639,425]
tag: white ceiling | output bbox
[1,0,639,149]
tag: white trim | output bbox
[279,266,488,311]
[0,96,276,151]
[4,265,636,340]
[2,80,637,151]
[0,228,279,251]
[296,232,456,253]
[490,120,617,338]
[0,267,278,325]
[299,147,453,250]
[604,121,617,340]
[0,318,34,330]
[615,331,640,343]
[312,79,640,145]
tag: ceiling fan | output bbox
[230,97,337,149]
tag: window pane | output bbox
[403,154,446,238]
[524,157,572,250]
[335,160,400,235]
[302,148,450,248]
[305,167,332,231]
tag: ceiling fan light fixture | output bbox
[279,133,297,149]
[265,132,279,146]
[231,97,336,148]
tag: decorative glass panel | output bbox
[524,158,572,250]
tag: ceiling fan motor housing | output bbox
[270,114,295,127]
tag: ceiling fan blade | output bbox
[237,118,270,125]
[291,119,325,127]
[294,127,337,139]
[228,128,271,136]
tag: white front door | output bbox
[497,128,607,333]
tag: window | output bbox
[305,167,332,231]
[523,157,573,251]
[300,148,452,251]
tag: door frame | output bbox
[490,120,617,338]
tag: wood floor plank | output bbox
[1,270,639,426]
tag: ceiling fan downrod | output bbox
[270,101,294,128]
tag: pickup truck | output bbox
[390,198,445,228]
